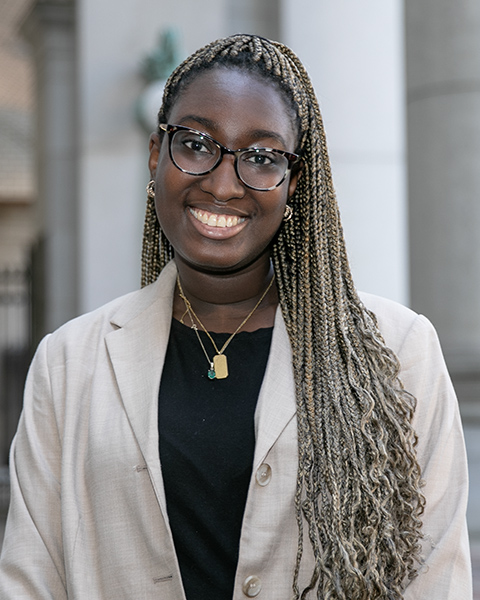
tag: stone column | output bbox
[281,0,408,304]
[405,1,480,412]
[22,0,79,337]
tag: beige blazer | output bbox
[0,261,472,599]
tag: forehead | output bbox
[167,68,298,149]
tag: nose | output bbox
[199,154,245,202]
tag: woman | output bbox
[0,34,471,599]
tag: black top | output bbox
[158,318,273,600]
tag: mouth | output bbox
[189,207,246,228]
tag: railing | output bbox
[0,267,32,513]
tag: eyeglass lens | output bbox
[170,129,289,190]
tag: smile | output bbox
[189,208,246,228]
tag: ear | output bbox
[148,132,162,178]
[288,160,304,197]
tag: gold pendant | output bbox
[213,354,228,379]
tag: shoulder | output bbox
[39,261,177,360]
[359,291,422,338]
[358,292,452,404]
[45,287,149,354]
[358,291,439,362]
[359,292,457,429]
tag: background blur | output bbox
[0,0,479,591]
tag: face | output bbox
[148,67,301,275]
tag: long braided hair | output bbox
[142,34,424,599]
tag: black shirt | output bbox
[158,318,273,600]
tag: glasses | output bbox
[159,124,301,192]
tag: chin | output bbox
[177,250,270,276]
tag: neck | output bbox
[173,258,278,333]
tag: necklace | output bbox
[176,274,275,380]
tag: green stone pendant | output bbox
[207,363,216,379]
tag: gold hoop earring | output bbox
[146,180,155,199]
[283,205,293,222]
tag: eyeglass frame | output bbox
[158,123,302,192]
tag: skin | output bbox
[148,67,301,333]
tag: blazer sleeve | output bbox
[0,334,68,599]
[394,314,472,599]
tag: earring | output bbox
[283,205,293,222]
[146,180,155,199]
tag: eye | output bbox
[248,154,272,165]
[182,135,214,154]
[243,150,280,167]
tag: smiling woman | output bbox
[0,34,472,600]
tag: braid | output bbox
[141,34,425,599]
[141,194,172,287]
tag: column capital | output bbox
[21,0,75,47]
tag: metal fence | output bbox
[0,267,32,512]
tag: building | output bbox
[1,0,479,545]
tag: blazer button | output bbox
[242,575,262,597]
[255,463,272,486]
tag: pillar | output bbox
[405,0,480,412]
[281,0,408,304]
[22,0,79,337]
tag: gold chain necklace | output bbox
[176,274,275,380]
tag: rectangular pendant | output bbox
[213,354,228,379]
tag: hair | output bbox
[141,34,424,599]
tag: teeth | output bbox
[190,208,245,228]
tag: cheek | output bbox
[153,143,172,185]
[265,189,289,222]
[154,185,177,232]
[153,157,182,221]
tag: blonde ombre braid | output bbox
[141,34,425,600]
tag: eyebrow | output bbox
[175,114,289,149]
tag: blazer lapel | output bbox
[253,308,296,468]
[105,262,177,514]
